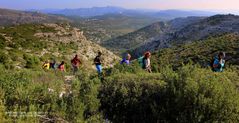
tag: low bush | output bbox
[23,54,40,69]
[99,65,239,123]
[0,69,104,122]
[0,51,10,66]
[106,62,145,76]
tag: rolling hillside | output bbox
[28,7,217,45]
[69,13,161,44]
[149,33,239,72]
[0,23,120,70]
[0,8,70,26]
[134,14,239,57]
[104,16,204,53]
[102,21,169,53]
[104,14,239,57]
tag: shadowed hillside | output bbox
[102,21,169,53]
[134,14,239,57]
[103,14,239,57]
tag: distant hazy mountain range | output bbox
[29,6,217,19]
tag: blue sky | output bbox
[0,0,239,12]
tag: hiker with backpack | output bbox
[212,52,226,72]
[50,60,58,73]
[144,51,152,73]
[42,60,50,71]
[120,53,131,65]
[94,51,103,77]
[58,61,66,72]
[71,55,82,75]
[138,51,152,73]
[50,60,58,70]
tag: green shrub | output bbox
[105,62,145,76]
[0,68,104,122]
[99,65,239,123]
[0,51,10,65]
[23,54,40,69]
[0,35,6,48]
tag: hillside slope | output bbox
[149,33,239,72]
[0,23,120,70]
[102,21,169,53]
[104,14,239,57]
[134,14,239,57]
[104,16,204,53]
[70,13,161,44]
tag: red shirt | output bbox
[71,58,81,66]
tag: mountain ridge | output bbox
[30,6,217,19]
[103,14,239,57]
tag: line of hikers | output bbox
[42,51,103,75]
[42,60,66,72]
[120,51,152,73]
[120,51,226,73]
[42,51,226,76]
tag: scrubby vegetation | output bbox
[0,23,239,122]
[0,24,62,69]
[153,33,239,70]
[0,24,120,71]
[0,67,103,122]
[1,61,238,122]
[100,65,239,123]
[0,24,49,50]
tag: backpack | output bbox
[42,63,49,69]
[50,62,58,69]
[138,56,146,68]
[210,56,225,71]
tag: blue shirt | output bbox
[213,58,225,72]
[120,59,130,65]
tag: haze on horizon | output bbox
[0,0,239,13]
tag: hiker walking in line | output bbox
[58,61,66,72]
[50,59,58,73]
[58,61,66,80]
[120,53,131,65]
[143,51,152,73]
[94,51,103,77]
[138,51,152,73]
[71,55,82,75]
[50,60,58,70]
[42,60,50,71]
[212,52,226,72]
